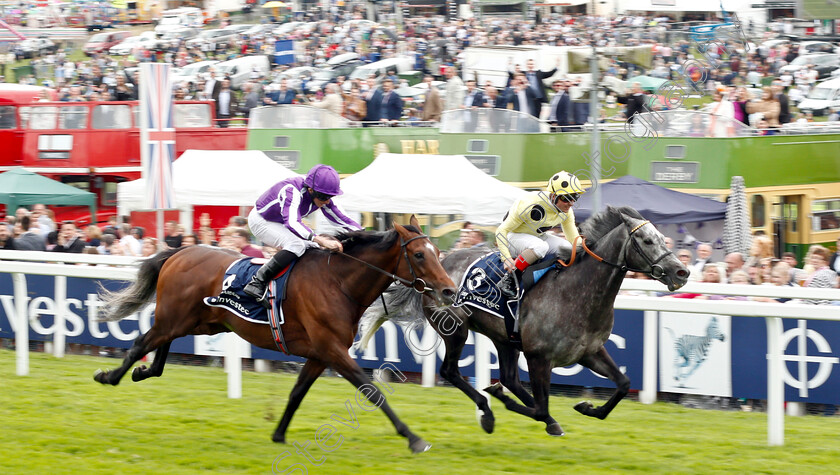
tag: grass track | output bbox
[1,350,838,474]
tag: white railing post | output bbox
[639,310,658,404]
[474,332,492,421]
[226,333,242,399]
[12,273,29,376]
[53,275,66,358]
[421,323,438,388]
[766,316,784,446]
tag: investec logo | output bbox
[0,293,155,341]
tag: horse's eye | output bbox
[644,239,653,245]
[414,252,424,260]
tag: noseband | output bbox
[608,220,671,278]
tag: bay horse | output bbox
[93,216,456,453]
[360,206,689,436]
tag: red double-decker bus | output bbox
[0,89,248,228]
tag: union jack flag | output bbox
[139,63,176,210]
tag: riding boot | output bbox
[243,250,297,308]
[498,269,522,300]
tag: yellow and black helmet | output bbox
[546,171,585,202]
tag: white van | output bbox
[215,55,271,89]
[155,7,203,36]
[348,57,414,82]
[797,78,840,116]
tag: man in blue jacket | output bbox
[380,78,404,123]
[363,77,382,124]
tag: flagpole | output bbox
[140,63,176,244]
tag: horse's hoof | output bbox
[574,401,593,416]
[272,433,286,444]
[93,369,107,384]
[131,366,145,382]
[480,412,495,434]
[546,422,565,437]
[409,438,432,454]
[484,382,504,398]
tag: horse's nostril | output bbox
[676,269,688,278]
[442,288,455,299]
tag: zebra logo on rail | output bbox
[666,316,726,386]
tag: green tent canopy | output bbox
[0,168,96,218]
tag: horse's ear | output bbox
[393,221,406,234]
[409,214,420,230]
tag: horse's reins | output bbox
[556,220,670,278]
[330,233,433,294]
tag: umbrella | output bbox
[261,1,287,7]
[625,75,669,93]
[722,176,752,256]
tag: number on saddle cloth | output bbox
[454,252,562,321]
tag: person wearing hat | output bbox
[244,164,361,306]
[495,170,585,299]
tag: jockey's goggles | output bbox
[556,193,580,204]
[313,191,335,202]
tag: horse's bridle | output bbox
[573,220,670,279]
[605,220,671,278]
[333,233,433,294]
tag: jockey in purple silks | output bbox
[244,164,361,306]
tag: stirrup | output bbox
[243,278,270,308]
[498,273,519,299]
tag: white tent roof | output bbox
[118,150,299,214]
[335,153,527,225]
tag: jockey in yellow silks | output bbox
[495,171,586,298]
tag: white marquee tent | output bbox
[334,153,527,225]
[117,150,299,225]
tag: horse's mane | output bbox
[334,225,423,254]
[580,206,644,244]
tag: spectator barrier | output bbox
[1,251,839,446]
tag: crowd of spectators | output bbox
[7,12,840,129]
[623,233,840,304]
[0,206,271,259]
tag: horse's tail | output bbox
[97,247,187,322]
[358,284,425,351]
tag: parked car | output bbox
[155,7,203,35]
[223,24,257,35]
[797,77,840,116]
[779,53,840,79]
[185,29,239,50]
[109,32,157,56]
[171,60,220,87]
[343,19,377,32]
[243,24,275,37]
[273,66,318,92]
[273,21,304,37]
[348,57,415,83]
[305,59,365,93]
[758,38,790,57]
[798,41,837,55]
[154,27,199,49]
[215,55,271,89]
[14,38,56,59]
[83,31,132,56]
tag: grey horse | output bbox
[359,206,690,436]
